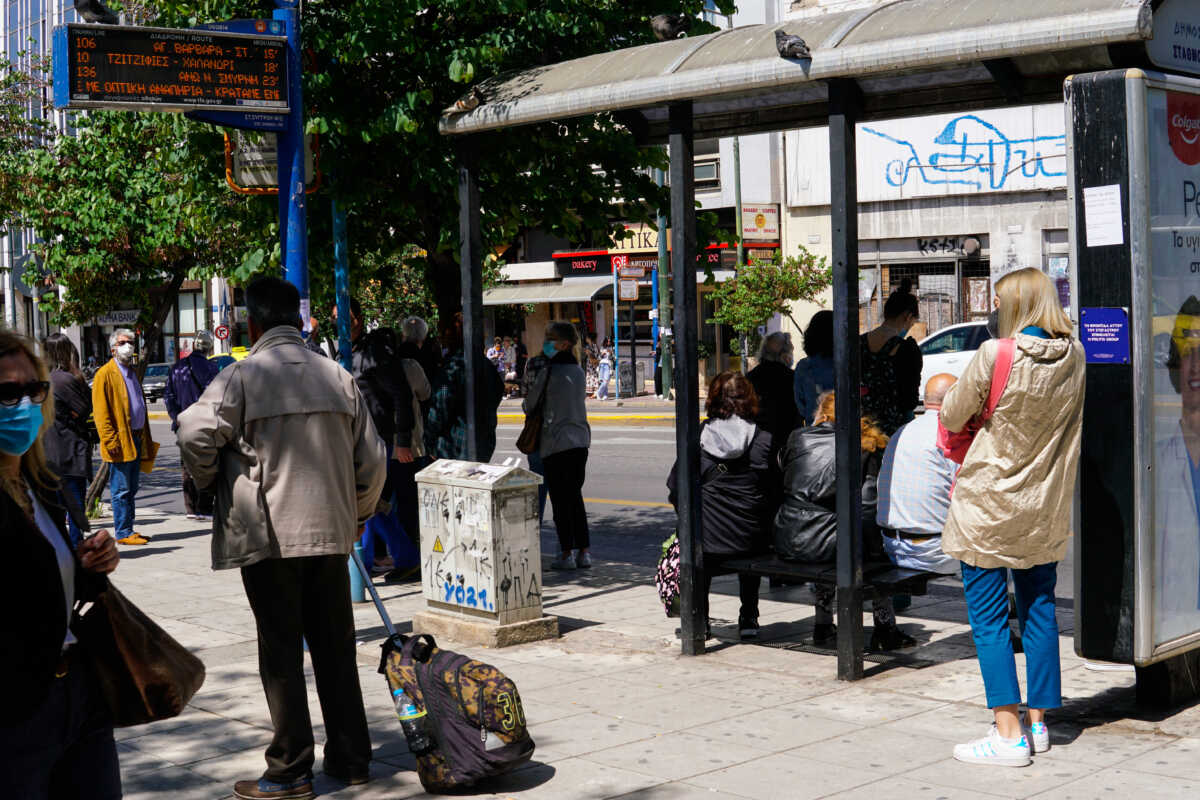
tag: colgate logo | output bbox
[1174,113,1200,143]
[1169,92,1200,165]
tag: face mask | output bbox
[115,342,135,364]
[0,397,43,457]
[542,342,558,358]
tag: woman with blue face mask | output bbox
[0,331,123,798]
[523,321,593,570]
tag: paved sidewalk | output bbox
[109,506,1200,799]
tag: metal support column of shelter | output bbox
[829,79,865,681]
[670,101,704,655]
[458,140,485,462]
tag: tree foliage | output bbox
[150,0,734,320]
[0,51,53,230]
[708,246,834,336]
[16,112,275,359]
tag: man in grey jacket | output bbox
[178,277,387,800]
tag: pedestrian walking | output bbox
[178,277,387,798]
[525,321,592,570]
[164,331,220,521]
[0,330,123,799]
[941,267,1084,767]
[595,345,613,400]
[91,328,158,547]
[775,391,915,650]
[425,313,503,462]
[793,310,834,427]
[861,278,923,434]
[747,331,799,446]
[668,371,772,640]
[42,333,93,545]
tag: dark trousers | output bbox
[0,657,121,799]
[543,447,590,553]
[60,475,88,546]
[241,555,371,782]
[700,553,761,626]
[181,466,213,516]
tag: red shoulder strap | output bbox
[981,338,1015,421]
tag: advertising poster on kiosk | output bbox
[1148,85,1200,649]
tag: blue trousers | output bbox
[962,561,1061,710]
[108,460,141,539]
[60,475,88,546]
[361,461,419,569]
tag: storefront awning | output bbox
[482,276,613,306]
[440,0,1154,142]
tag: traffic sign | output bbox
[617,265,645,278]
[214,324,231,340]
[52,23,289,114]
[618,279,639,301]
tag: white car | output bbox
[918,321,991,399]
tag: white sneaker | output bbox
[1026,720,1050,753]
[576,551,592,568]
[549,553,577,570]
[953,725,1031,767]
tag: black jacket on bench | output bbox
[773,423,882,562]
[668,416,774,556]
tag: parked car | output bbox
[141,362,171,402]
[918,321,991,399]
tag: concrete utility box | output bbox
[412,460,558,647]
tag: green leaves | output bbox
[708,247,834,337]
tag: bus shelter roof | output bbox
[439,0,1154,143]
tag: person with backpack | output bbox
[940,268,1084,767]
[861,278,923,435]
[667,371,773,640]
[524,321,592,570]
[164,331,221,521]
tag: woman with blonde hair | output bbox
[0,331,122,796]
[940,267,1084,767]
[774,391,914,650]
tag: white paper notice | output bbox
[1083,184,1125,247]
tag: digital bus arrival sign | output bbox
[52,23,289,114]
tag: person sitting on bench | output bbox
[774,391,916,651]
[875,373,961,575]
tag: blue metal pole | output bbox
[274,2,308,322]
[332,197,352,371]
[613,270,620,399]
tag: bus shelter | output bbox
[440,0,1178,680]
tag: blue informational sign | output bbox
[1079,306,1131,364]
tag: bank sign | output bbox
[787,104,1066,205]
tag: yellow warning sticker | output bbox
[432,537,444,554]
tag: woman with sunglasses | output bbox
[0,331,122,798]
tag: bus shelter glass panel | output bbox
[1147,84,1200,650]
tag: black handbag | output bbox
[76,580,206,727]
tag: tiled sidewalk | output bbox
[109,508,1200,799]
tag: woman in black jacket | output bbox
[0,331,121,797]
[773,391,915,651]
[668,371,773,640]
[43,333,93,544]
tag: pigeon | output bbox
[651,14,692,41]
[75,0,119,24]
[453,86,484,113]
[775,30,812,60]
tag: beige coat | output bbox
[401,358,431,459]
[939,334,1085,569]
[177,326,387,570]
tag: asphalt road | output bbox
[137,406,1074,600]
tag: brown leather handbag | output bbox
[516,366,548,455]
[76,581,206,727]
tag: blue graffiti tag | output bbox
[442,577,494,611]
[862,114,1065,192]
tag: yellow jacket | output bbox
[92,359,159,472]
